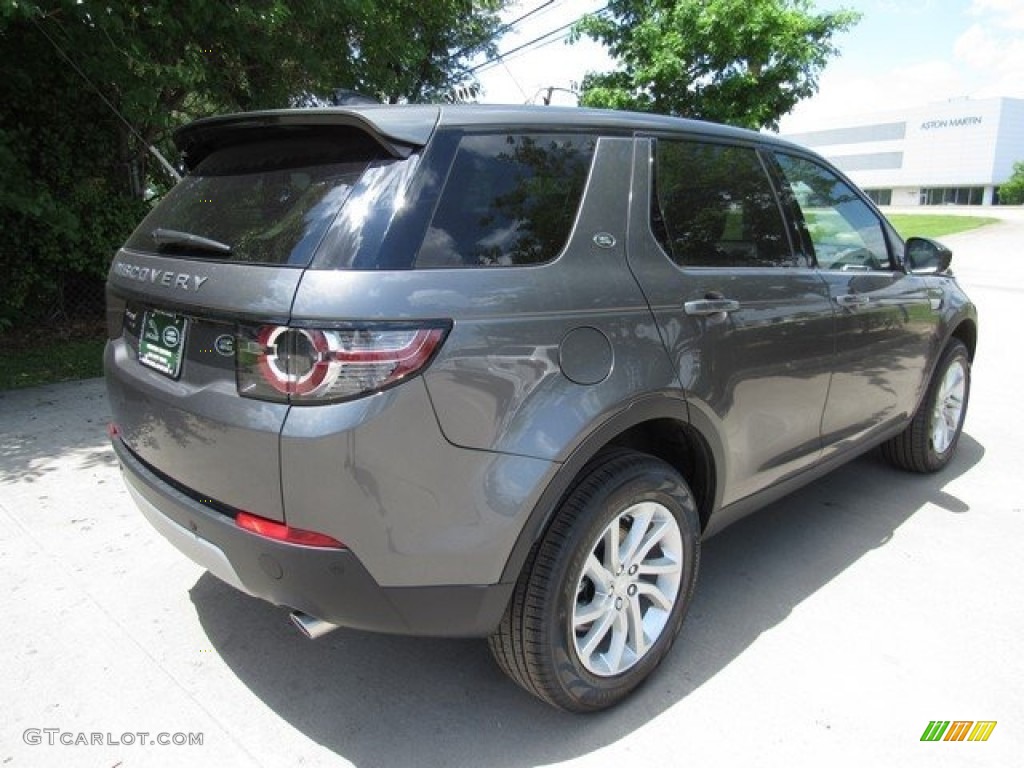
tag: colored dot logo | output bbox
[921,720,997,742]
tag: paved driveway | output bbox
[2,211,1021,767]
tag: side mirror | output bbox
[905,237,953,275]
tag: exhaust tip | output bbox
[290,611,340,640]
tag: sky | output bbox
[472,0,1024,131]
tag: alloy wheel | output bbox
[571,501,684,676]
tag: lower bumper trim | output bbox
[127,479,251,596]
[113,437,513,637]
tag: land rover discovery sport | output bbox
[105,105,976,712]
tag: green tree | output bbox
[571,0,859,129]
[999,161,1024,204]
[0,0,504,329]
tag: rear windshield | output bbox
[124,131,386,266]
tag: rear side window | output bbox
[652,140,800,268]
[416,133,596,267]
[124,130,387,266]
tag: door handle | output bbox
[684,298,741,316]
[836,294,870,308]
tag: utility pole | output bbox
[539,86,579,105]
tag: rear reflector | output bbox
[235,511,345,549]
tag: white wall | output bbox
[994,99,1024,183]
[892,188,921,206]
[901,100,1002,186]
[780,98,1024,200]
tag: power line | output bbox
[500,59,532,103]
[28,12,181,183]
[510,21,582,59]
[511,0,572,29]
[453,0,558,61]
[467,3,611,77]
[483,30,575,80]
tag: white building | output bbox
[781,97,1024,206]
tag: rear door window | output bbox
[124,131,388,266]
[416,133,596,267]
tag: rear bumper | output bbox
[113,438,513,637]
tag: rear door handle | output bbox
[684,298,740,316]
[836,294,870,308]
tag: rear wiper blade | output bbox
[151,228,232,254]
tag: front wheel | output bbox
[882,339,971,472]
[488,450,700,712]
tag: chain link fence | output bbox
[1,272,106,343]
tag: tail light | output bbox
[236,323,448,403]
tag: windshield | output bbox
[124,133,386,266]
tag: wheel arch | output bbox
[499,394,723,584]
[950,317,977,361]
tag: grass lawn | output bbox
[0,337,106,390]
[885,213,999,239]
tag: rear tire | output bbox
[488,450,700,712]
[882,339,970,473]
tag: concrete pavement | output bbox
[1,211,1022,767]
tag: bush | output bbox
[0,147,148,329]
[999,160,1024,205]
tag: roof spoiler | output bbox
[173,106,441,171]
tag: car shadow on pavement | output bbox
[191,434,983,768]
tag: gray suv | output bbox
[105,105,976,712]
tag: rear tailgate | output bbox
[106,255,300,520]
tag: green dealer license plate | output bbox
[138,310,188,379]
